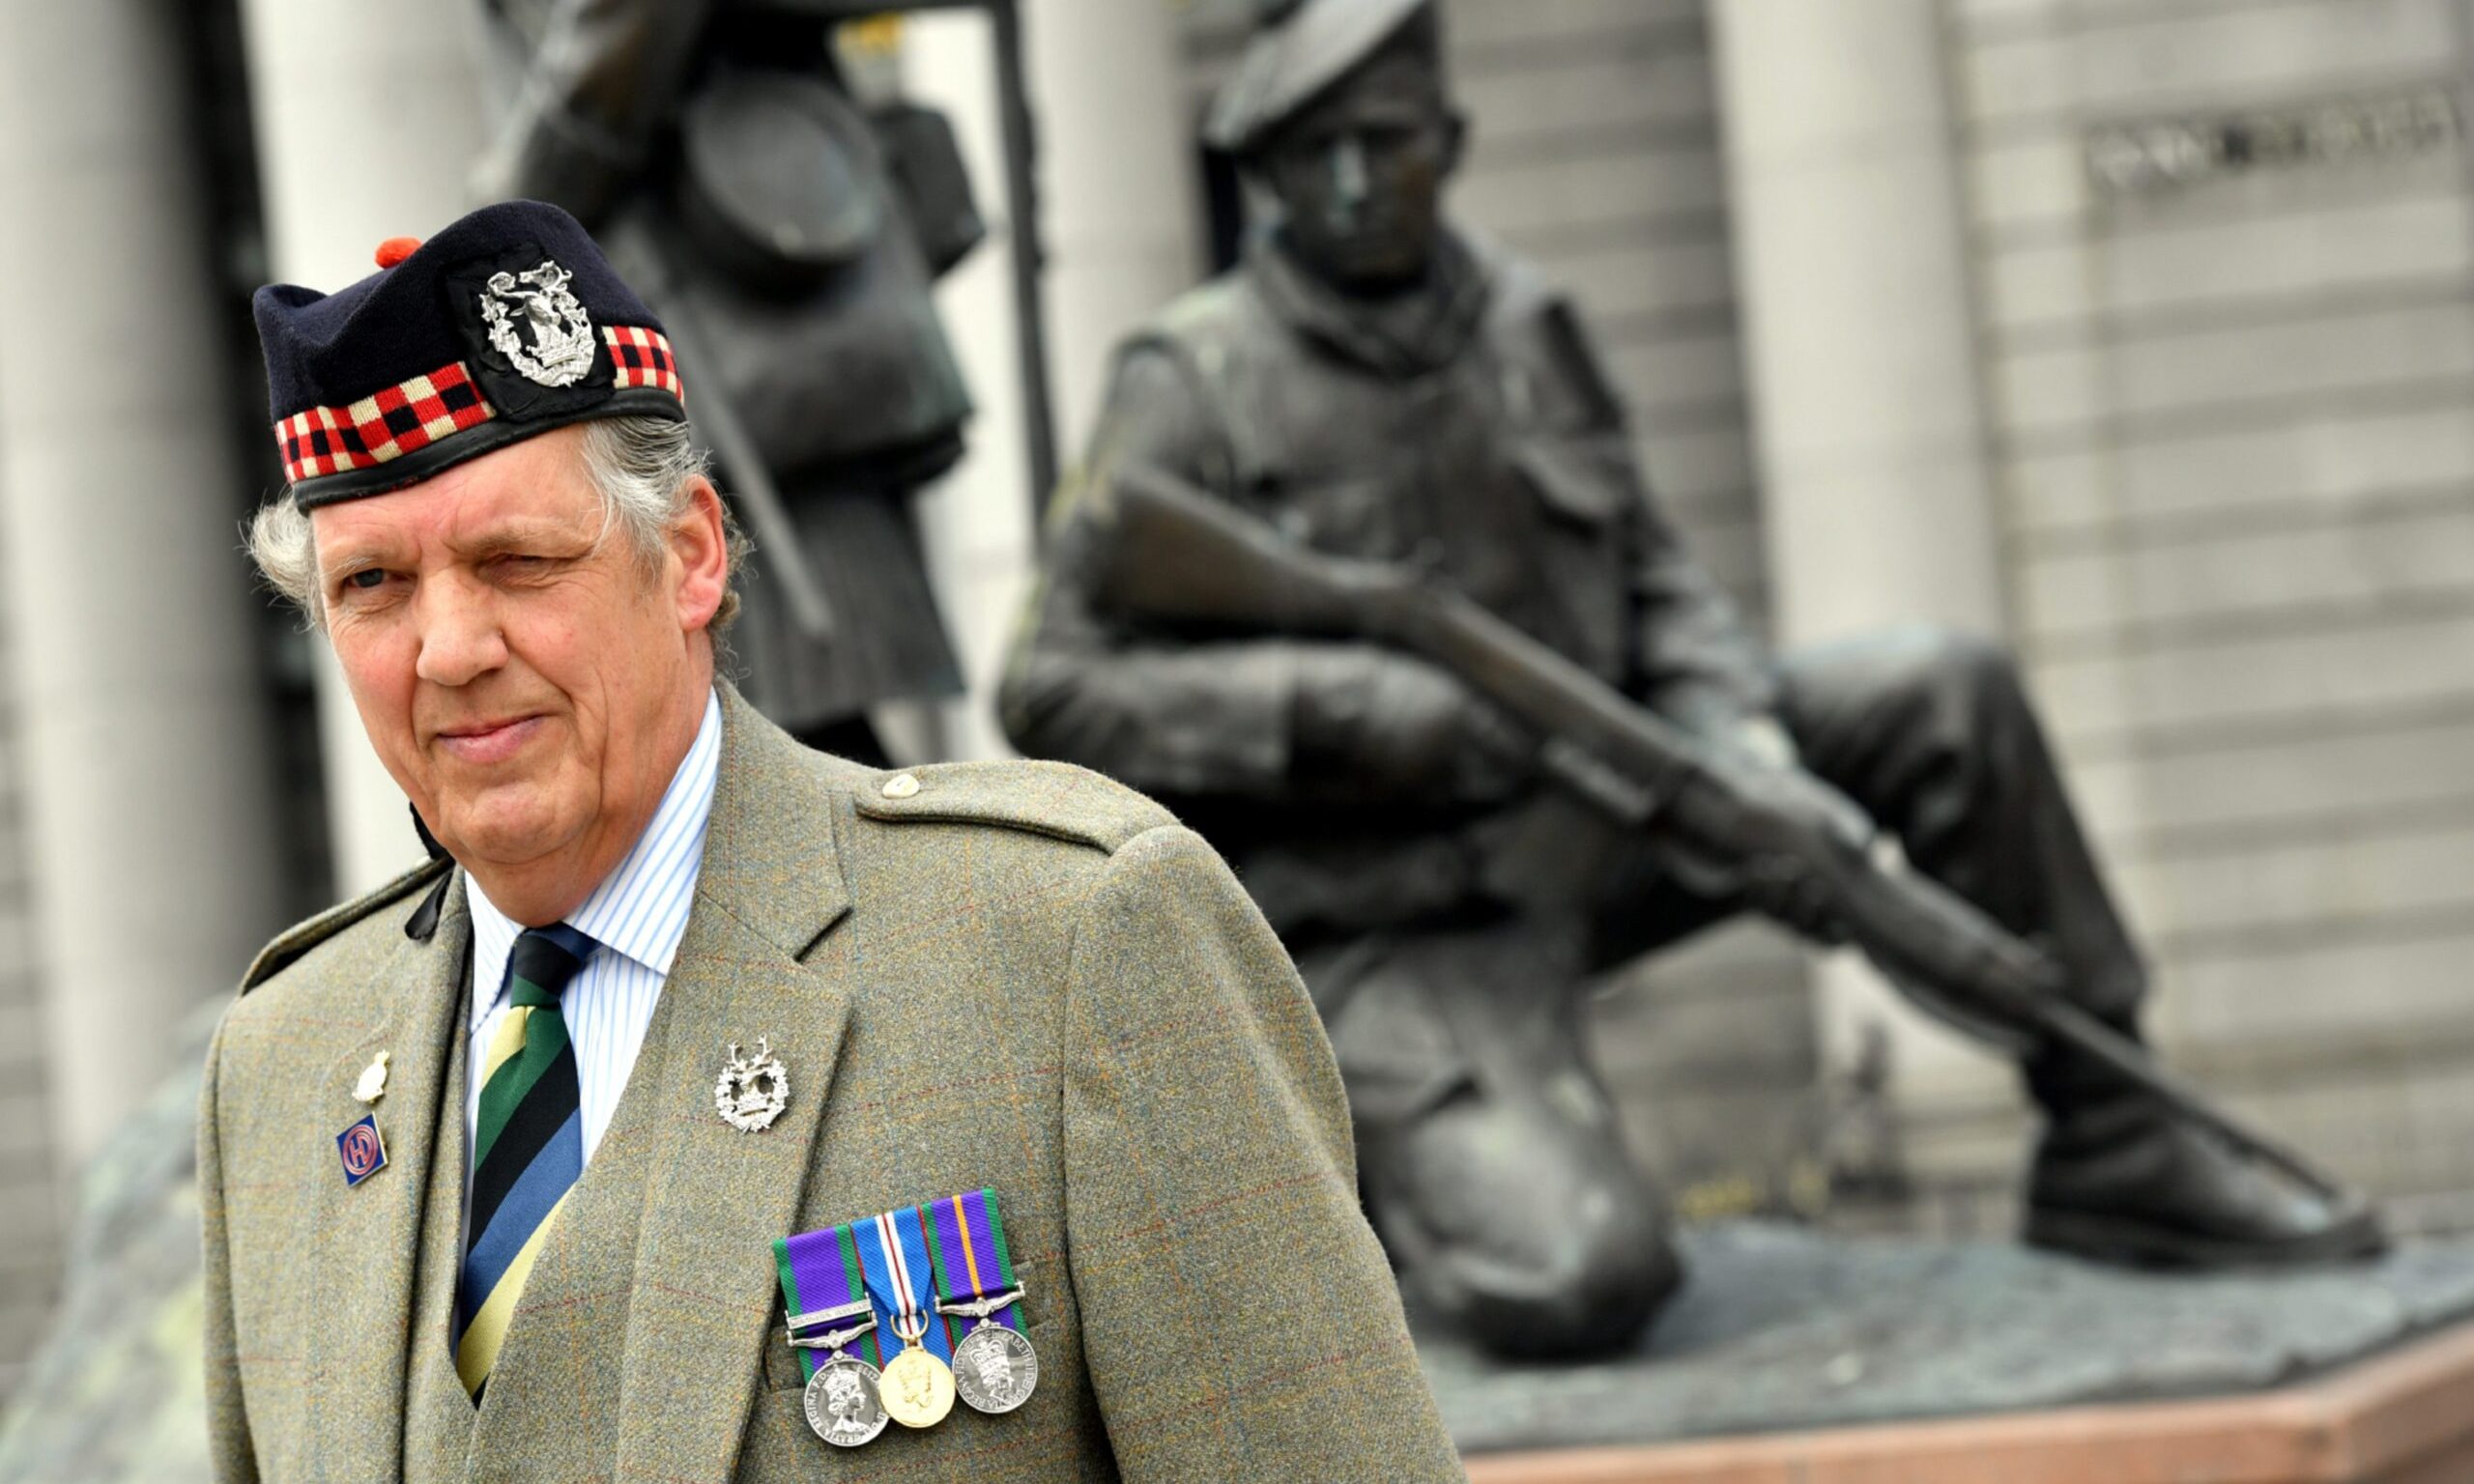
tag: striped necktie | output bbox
[455,923,598,1398]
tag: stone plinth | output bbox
[1427,1223,2474,1483]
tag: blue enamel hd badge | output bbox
[336,1114,388,1186]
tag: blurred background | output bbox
[3,0,2472,1408]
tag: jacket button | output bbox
[882,773,922,800]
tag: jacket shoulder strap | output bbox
[850,760,1174,854]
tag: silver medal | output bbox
[801,1356,888,1447]
[951,1325,1040,1414]
[790,1302,884,1447]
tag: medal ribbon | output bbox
[772,1222,881,1381]
[921,1187,1026,1349]
[852,1204,956,1363]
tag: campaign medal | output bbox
[926,1188,1040,1414]
[856,1207,956,1429]
[804,1353,885,1449]
[877,1343,955,1429]
[773,1226,888,1448]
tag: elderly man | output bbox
[1002,0,2380,1362]
[203,200,1464,1482]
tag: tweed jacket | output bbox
[198,687,1464,1482]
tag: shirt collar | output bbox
[467,688,724,1031]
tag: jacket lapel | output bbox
[303,870,470,1478]
[613,691,857,1482]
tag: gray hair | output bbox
[246,415,746,632]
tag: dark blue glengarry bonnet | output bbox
[251,199,687,509]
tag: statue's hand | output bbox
[1665,756,1875,941]
[1294,652,1535,803]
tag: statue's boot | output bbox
[2023,1047,2386,1269]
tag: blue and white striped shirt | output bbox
[465,688,723,1170]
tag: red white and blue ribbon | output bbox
[853,1205,956,1364]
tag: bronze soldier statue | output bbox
[476,0,983,763]
[1001,0,2381,1359]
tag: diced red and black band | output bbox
[272,326,683,488]
[606,325,685,402]
[275,360,493,486]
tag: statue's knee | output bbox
[1859,626,2028,751]
[1374,1094,1683,1356]
[1449,1182,1680,1359]
[1915,626,2024,708]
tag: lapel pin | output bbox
[715,1038,791,1132]
[353,1050,389,1104]
[336,1114,388,1186]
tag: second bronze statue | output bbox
[476,0,984,764]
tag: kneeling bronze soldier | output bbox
[1001,0,2381,1360]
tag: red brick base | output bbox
[1464,1319,2474,1484]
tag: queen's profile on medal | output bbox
[803,1358,888,1448]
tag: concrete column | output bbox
[906,0,1201,759]
[0,0,286,1168]
[1710,4,2016,1131]
[238,0,494,894]
[1023,0,1205,461]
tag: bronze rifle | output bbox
[1093,464,2351,1203]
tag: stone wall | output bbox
[1938,0,2474,1208]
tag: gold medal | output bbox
[877,1344,955,1429]
[858,1208,954,1428]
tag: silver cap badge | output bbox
[478,259,595,387]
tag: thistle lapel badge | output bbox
[352,1050,389,1104]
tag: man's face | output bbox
[310,425,728,917]
[1256,47,1463,294]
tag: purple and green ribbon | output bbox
[921,1187,1026,1351]
[775,1192,1023,1377]
[772,1222,881,1382]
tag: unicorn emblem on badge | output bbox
[478,259,595,387]
[714,1037,791,1132]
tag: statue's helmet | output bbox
[1205,0,1441,158]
